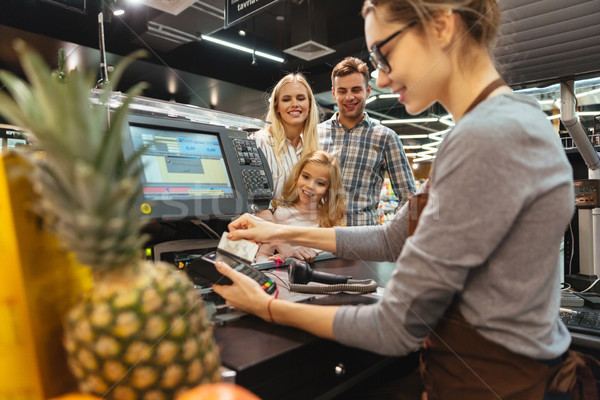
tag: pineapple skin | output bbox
[0,41,223,398]
[64,261,221,400]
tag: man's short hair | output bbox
[331,57,370,88]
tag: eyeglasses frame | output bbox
[369,21,417,74]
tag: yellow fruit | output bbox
[48,393,102,400]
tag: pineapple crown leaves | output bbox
[0,40,152,270]
[0,40,148,177]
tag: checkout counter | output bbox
[207,257,419,400]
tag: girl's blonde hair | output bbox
[265,73,320,170]
[273,151,346,228]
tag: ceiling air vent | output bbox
[138,0,197,15]
[284,40,335,61]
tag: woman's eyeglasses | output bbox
[369,21,417,74]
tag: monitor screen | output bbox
[0,125,28,149]
[129,124,234,201]
[122,114,273,221]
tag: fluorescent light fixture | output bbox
[406,153,417,158]
[438,115,455,126]
[538,99,556,105]
[382,117,438,125]
[577,87,600,97]
[398,134,428,139]
[365,96,377,104]
[379,94,400,99]
[429,129,450,140]
[403,145,422,149]
[413,154,434,162]
[200,35,284,63]
[421,143,440,152]
[547,112,599,120]
[254,50,284,63]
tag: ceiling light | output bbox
[238,30,246,37]
[438,115,455,126]
[428,129,450,140]
[421,143,440,152]
[577,88,600,97]
[538,99,556,105]
[379,94,400,99]
[403,145,422,149]
[371,70,379,79]
[201,35,284,63]
[365,96,377,104]
[111,0,125,15]
[398,134,428,139]
[382,118,438,125]
[413,154,434,163]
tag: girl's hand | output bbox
[275,244,318,263]
[212,261,272,319]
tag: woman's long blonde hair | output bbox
[265,73,320,170]
[273,151,346,228]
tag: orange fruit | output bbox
[177,383,261,400]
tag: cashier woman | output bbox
[214,0,587,398]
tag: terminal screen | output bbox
[128,124,234,201]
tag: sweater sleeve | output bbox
[333,113,540,355]
[334,202,409,262]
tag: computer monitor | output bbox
[122,113,273,221]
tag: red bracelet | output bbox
[267,297,276,323]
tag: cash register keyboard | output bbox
[559,310,600,337]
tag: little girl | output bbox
[255,150,346,263]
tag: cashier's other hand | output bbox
[212,261,271,318]
[227,213,278,243]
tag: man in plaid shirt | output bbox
[318,57,416,226]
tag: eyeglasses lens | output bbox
[369,49,390,74]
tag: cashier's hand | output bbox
[212,261,272,320]
[227,213,281,244]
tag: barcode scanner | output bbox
[288,259,352,285]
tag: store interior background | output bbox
[0,0,599,182]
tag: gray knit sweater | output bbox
[333,93,573,360]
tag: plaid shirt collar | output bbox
[330,112,372,130]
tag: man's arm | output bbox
[384,129,417,206]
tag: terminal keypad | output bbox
[233,139,272,199]
[242,169,271,198]
[233,138,263,167]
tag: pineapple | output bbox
[0,41,221,399]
